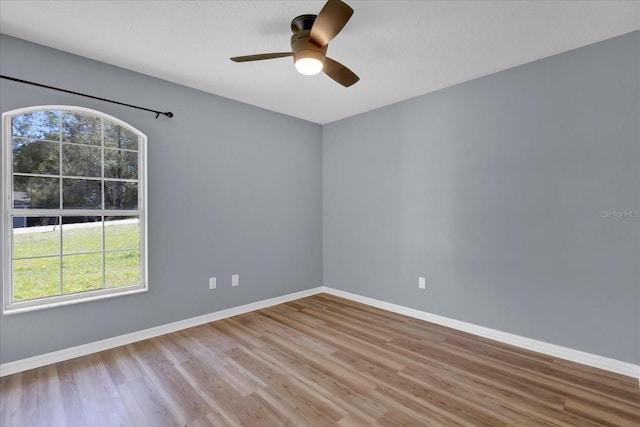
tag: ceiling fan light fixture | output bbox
[294,51,324,75]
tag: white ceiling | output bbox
[1,1,639,124]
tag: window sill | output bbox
[3,285,148,315]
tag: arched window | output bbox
[2,106,147,313]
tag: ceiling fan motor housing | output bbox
[290,14,316,33]
[291,31,327,65]
[290,15,327,65]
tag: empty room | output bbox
[0,1,638,426]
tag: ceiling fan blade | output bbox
[323,57,359,87]
[230,52,293,62]
[310,0,354,47]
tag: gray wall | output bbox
[2,31,638,367]
[0,35,323,364]
[323,31,640,364]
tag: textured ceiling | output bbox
[1,1,639,124]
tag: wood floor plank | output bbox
[117,376,182,426]
[174,357,248,426]
[1,293,638,426]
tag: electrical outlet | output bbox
[232,274,239,287]
[418,276,426,289]
[209,277,216,289]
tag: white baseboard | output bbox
[2,285,638,382]
[321,287,640,380]
[0,287,323,377]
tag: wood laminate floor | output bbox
[1,293,638,426]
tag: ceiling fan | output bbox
[230,0,359,87]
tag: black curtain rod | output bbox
[1,75,174,119]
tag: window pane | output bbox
[105,250,140,288]
[12,110,60,141]
[104,121,138,150]
[62,112,101,145]
[63,178,101,209]
[62,253,103,294]
[13,257,61,301]
[104,149,137,179]
[62,216,102,254]
[13,216,60,258]
[105,217,139,251]
[62,144,101,177]
[105,181,137,209]
[13,138,60,175]
[14,191,30,209]
[14,176,60,209]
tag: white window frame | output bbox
[2,105,148,314]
